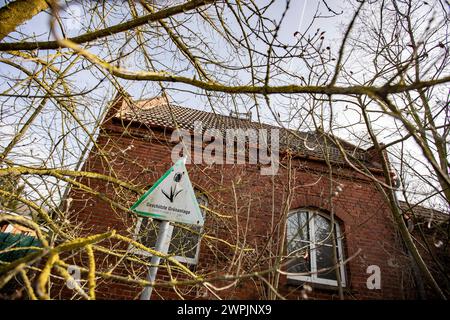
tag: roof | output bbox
[112,96,371,165]
[399,201,449,224]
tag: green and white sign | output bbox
[131,158,204,226]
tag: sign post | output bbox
[130,157,204,300]
[140,220,170,300]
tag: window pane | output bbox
[138,217,158,248]
[287,240,309,256]
[315,245,338,281]
[314,214,332,245]
[286,241,311,274]
[287,257,311,274]
[168,225,201,259]
[286,212,311,275]
[287,212,309,242]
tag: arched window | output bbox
[132,190,207,265]
[286,209,346,286]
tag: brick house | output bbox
[58,93,448,300]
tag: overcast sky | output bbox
[0,0,448,210]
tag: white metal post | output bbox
[140,220,172,300]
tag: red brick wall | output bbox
[57,106,418,300]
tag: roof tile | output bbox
[114,97,369,164]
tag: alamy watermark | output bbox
[66,264,81,289]
[366,265,381,290]
[170,121,280,175]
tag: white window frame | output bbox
[286,209,346,287]
[129,194,207,265]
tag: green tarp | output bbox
[0,232,42,262]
